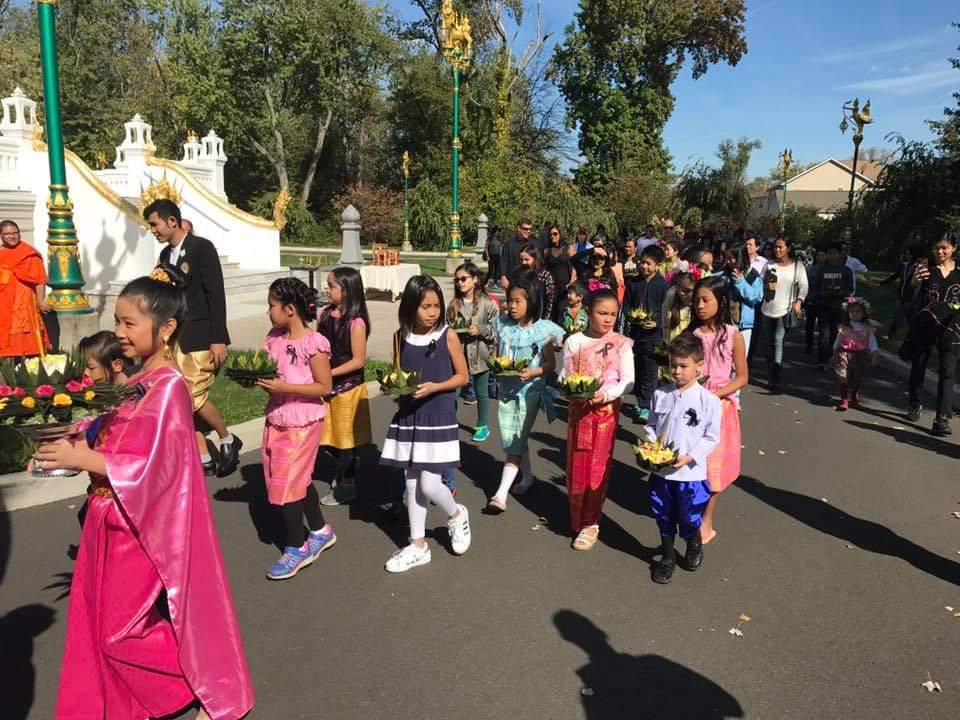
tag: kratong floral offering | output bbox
[487,354,531,376]
[450,315,472,333]
[560,373,601,400]
[1,349,136,477]
[628,307,657,329]
[377,334,422,395]
[225,349,279,388]
[634,434,679,472]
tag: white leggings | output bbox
[406,469,458,540]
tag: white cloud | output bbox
[839,62,956,96]
[814,28,952,65]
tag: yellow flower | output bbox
[53,393,73,407]
[21,396,36,409]
[84,390,96,401]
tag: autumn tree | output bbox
[550,0,748,191]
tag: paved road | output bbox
[2,340,958,719]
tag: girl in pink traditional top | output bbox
[559,286,635,551]
[257,277,335,581]
[832,296,879,411]
[34,268,254,720]
[689,275,748,544]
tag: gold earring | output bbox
[162,342,173,362]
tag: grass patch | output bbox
[419,258,447,277]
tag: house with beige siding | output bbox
[751,158,883,219]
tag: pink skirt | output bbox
[262,421,324,505]
[706,398,741,493]
[56,493,194,719]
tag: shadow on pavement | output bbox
[554,609,744,719]
[737,476,960,587]
[0,603,57,720]
[844,419,960,460]
[213,462,281,548]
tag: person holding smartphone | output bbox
[906,232,960,436]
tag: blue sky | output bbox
[387,0,959,179]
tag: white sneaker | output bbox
[448,504,472,555]
[385,543,432,573]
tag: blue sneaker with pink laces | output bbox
[307,524,337,559]
[266,542,315,581]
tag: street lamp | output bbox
[38,0,90,316]
[839,98,873,235]
[778,147,792,233]
[439,0,472,273]
[401,150,411,252]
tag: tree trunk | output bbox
[250,86,289,191]
[300,107,333,209]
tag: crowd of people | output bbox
[9,199,959,718]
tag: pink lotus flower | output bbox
[12,386,26,398]
[35,384,55,397]
[0,384,11,397]
[81,374,95,388]
[66,380,84,393]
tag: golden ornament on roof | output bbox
[140,174,182,209]
[273,187,292,230]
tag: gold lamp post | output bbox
[840,98,873,237]
[402,150,412,252]
[778,147,792,233]
[439,0,472,272]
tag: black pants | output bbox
[633,340,661,411]
[485,254,500,285]
[804,302,818,350]
[909,328,958,417]
[281,484,325,547]
[817,305,844,363]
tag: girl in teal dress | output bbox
[486,277,564,512]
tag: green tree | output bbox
[550,0,748,191]
[675,136,761,220]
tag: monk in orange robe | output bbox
[0,220,51,357]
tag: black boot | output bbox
[684,533,703,571]
[932,414,952,437]
[907,401,923,423]
[652,535,676,584]
[216,436,243,477]
[769,363,782,393]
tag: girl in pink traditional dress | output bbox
[560,286,635,550]
[689,275,748,544]
[34,267,254,720]
[832,296,880,411]
[258,278,335,580]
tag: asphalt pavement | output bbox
[1,338,958,719]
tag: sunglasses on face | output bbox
[455,275,471,282]
[550,231,560,236]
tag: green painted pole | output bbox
[449,65,462,258]
[38,0,90,314]
[781,175,787,234]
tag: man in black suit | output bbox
[145,199,242,476]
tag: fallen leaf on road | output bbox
[892,426,906,430]
[793,410,799,414]
[771,402,783,406]
[67,504,75,510]
[821,498,829,503]
[721,578,729,582]
[739,614,751,622]
[778,450,787,455]
[846,544,855,549]
[920,679,942,693]
[757,450,766,456]
[581,687,594,697]
[531,525,542,531]
[954,613,960,618]
[946,606,954,612]
[538,516,548,524]
[728,628,744,637]
[795,420,803,424]
[950,512,960,519]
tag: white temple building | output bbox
[0,88,286,323]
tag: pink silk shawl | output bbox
[99,366,254,719]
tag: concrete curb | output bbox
[0,381,384,513]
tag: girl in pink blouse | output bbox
[690,276,748,544]
[258,278,335,581]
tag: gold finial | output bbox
[440,0,472,70]
[402,150,410,178]
[94,150,109,170]
[273,187,292,230]
[140,174,182,208]
[149,266,174,284]
[31,123,46,151]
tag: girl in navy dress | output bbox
[380,275,472,573]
